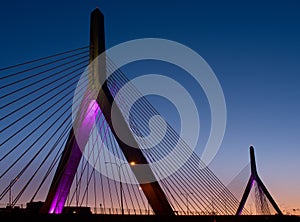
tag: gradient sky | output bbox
[0,0,299,213]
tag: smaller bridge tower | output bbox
[236,146,283,215]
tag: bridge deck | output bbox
[0,213,299,222]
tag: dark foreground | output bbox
[0,213,299,222]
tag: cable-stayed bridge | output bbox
[1,8,298,222]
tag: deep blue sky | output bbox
[0,0,299,212]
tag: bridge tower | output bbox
[41,8,174,215]
[236,146,283,215]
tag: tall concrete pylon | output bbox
[41,8,174,216]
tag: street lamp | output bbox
[9,178,18,207]
[181,192,193,215]
[105,161,135,215]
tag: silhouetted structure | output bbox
[41,8,173,215]
[236,146,283,215]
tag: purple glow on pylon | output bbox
[48,100,100,214]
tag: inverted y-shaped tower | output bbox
[236,146,282,215]
[41,8,174,215]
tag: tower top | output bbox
[249,146,257,177]
[92,7,104,16]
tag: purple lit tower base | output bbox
[42,100,100,214]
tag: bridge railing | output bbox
[90,207,219,215]
[91,207,154,215]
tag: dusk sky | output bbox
[0,0,299,213]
